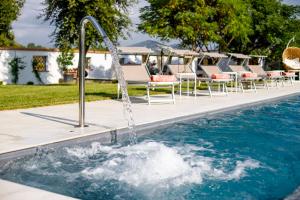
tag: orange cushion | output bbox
[242,72,257,78]
[150,75,177,82]
[211,74,230,79]
[267,71,281,77]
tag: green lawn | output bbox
[0,81,224,111]
[0,82,172,110]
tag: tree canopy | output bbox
[139,0,252,51]
[0,0,24,47]
[237,0,300,66]
[139,0,300,66]
[42,0,136,51]
[27,43,45,48]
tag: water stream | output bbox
[103,38,137,144]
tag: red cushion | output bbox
[282,72,295,77]
[150,75,177,82]
[211,74,230,79]
[242,72,257,78]
[267,71,281,77]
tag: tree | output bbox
[138,0,252,51]
[139,0,300,69]
[0,0,25,46]
[234,0,300,68]
[27,43,45,48]
[57,47,74,72]
[41,0,136,52]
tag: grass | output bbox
[0,82,172,111]
[0,80,232,111]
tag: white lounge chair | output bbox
[161,48,199,97]
[198,52,233,97]
[118,47,179,105]
[227,53,261,92]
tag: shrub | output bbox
[8,57,25,84]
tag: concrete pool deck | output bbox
[0,83,300,200]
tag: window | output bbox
[32,56,47,72]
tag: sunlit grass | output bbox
[0,80,218,110]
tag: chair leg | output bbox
[222,83,225,93]
[265,80,269,90]
[179,79,182,97]
[225,83,229,96]
[240,82,244,93]
[147,85,151,105]
[194,78,197,97]
[253,81,257,93]
[187,78,190,96]
[198,81,202,88]
[172,84,176,104]
[117,83,120,99]
[208,82,212,98]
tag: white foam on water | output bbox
[65,142,113,159]
[67,141,260,188]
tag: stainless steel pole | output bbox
[78,16,109,127]
[79,19,86,128]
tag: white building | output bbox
[0,47,114,84]
[0,47,198,85]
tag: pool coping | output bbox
[1,91,299,162]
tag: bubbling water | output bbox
[103,37,137,144]
[66,141,260,189]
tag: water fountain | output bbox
[78,16,137,144]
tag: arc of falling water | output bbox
[78,16,137,144]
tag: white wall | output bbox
[0,49,115,84]
[0,50,62,84]
[73,52,113,80]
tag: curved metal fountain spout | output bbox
[78,16,108,127]
[77,16,137,145]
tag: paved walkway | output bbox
[1,83,300,155]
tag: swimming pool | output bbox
[1,96,300,200]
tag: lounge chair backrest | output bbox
[228,65,246,72]
[200,65,223,77]
[247,65,267,77]
[168,64,194,74]
[121,65,150,82]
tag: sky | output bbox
[12,0,300,48]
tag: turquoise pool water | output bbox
[1,96,300,200]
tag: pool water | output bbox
[1,96,300,200]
